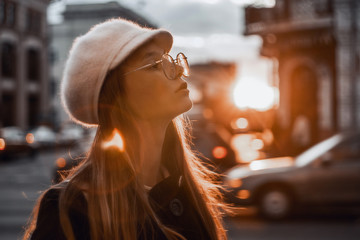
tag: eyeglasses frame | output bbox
[123,52,189,80]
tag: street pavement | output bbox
[1,149,360,240]
[225,213,360,240]
[0,148,67,240]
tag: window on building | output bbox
[1,42,16,78]
[315,0,333,17]
[28,94,40,127]
[26,48,40,81]
[25,8,41,35]
[50,77,57,97]
[0,0,16,27]
[1,93,16,127]
[6,1,15,26]
[0,1,5,24]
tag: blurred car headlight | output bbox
[0,138,5,150]
[212,146,228,159]
[26,133,35,144]
[56,157,67,169]
[237,189,251,200]
[226,178,243,188]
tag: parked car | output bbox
[187,105,237,174]
[57,124,84,146]
[0,126,35,160]
[222,132,360,220]
[52,128,96,183]
[191,119,237,173]
[28,125,57,149]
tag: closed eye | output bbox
[150,62,161,70]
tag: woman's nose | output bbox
[175,63,184,78]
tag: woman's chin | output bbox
[184,99,193,112]
[171,99,193,118]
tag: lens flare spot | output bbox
[0,138,5,150]
[227,178,242,188]
[251,138,264,150]
[236,118,248,129]
[26,133,35,144]
[237,190,250,200]
[212,146,227,159]
[56,157,66,168]
[233,80,277,111]
[103,129,125,152]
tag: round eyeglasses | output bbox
[123,52,189,80]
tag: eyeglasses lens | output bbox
[177,53,189,77]
[161,53,189,80]
[162,54,176,79]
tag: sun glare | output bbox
[0,138,5,150]
[102,129,125,152]
[233,81,277,111]
[26,133,35,144]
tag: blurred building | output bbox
[244,0,360,155]
[49,2,156,128]
[0,0,51,129]
[189,62,237,126]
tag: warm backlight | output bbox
[26,133,35,144]
[0,138,5,150]
[237,190,250,200]
[56,157,66,168]
[212,146,227,159]
[231,134,260,162]
[227,178,242,188]
[233,80,277,111]
[234,118,248,129]
[251,138,264,150]
[103,128,125,152]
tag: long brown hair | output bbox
[24,59,227,240]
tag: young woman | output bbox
[24,18,227,240]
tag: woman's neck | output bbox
[136,119,169,187]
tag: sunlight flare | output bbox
[103,129,125,152]
[233,80,277,111]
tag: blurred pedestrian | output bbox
[23,18,227,240]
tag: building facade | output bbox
[0,0,50,129]
[244,0,360,155]
[50,2,156,128]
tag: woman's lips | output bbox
[176,82,188,92]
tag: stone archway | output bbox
[277,56,334,155]
[289,65,318,153]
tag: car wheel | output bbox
[258,187,293,220]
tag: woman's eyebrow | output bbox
[143,51,163,62]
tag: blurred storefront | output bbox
[188,61,279,164]
[187,62,239,170]
[189,61,237,126]
[244,0,360,155]
[0,0,51,129]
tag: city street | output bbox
[1,150,360,240]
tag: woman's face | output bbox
[122,40,192,122]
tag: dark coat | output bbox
[30,174,211,240]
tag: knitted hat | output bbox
[61,18,173,127]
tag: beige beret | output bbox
[61,18,173,127]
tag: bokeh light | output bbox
[103,129,125,152]
[233,80,277,111]
[212,146,228,159]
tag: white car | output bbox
[28,126,57,148]
[0,126,35,159]
[57,124,84,146]
[223,132,360,220]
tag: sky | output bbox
[48,0,275,82]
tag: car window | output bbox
[295,134,342,167]
[324,137,360,165]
